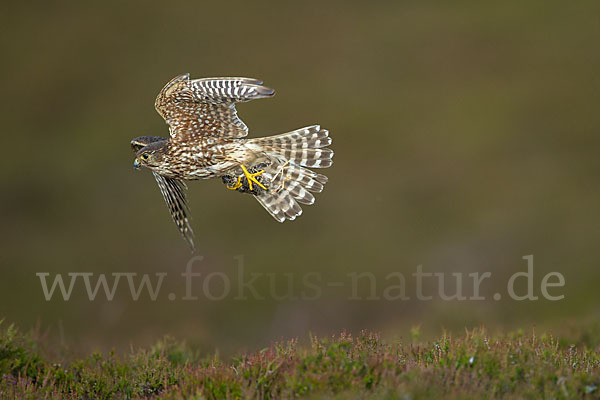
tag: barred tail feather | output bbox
[255,191,303,222]
[249,125,333,168]
[250,126,333,222]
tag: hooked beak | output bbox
[133,158,141,170]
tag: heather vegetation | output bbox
[2,321,600,399]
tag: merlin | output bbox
[131,74,334,249]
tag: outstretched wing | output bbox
[154,74,275,141]
[152,172,195,251]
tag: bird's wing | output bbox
[154,73,275,140]
[152,172,195,251]
[130,136,167,152]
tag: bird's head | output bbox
[131,136,168,170]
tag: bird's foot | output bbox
[223,163,269,195]
[226,176,243,190]
[241,164,267,191]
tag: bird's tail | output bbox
[247,125,333,222]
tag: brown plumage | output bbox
[131,74,334,249]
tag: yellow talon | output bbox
[226,176,243,190]
[241,164,267,191]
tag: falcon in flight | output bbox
[131,74,334,250]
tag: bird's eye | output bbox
[142,153,149,160]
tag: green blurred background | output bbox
[1,1,599,355]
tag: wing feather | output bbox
[152,172,195,251]
[154,74,274,140]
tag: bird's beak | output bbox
[133,158,141,170]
